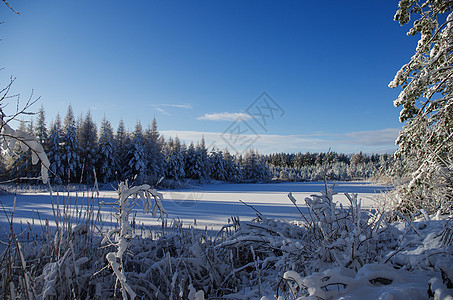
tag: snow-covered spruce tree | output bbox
[34,105,48,148]
[389,0,453,214]
[222,148,242,182]
[78,111,98,183]
[62,105,81,182]
[185,138,210,182]
[75,112,83,144]
[209,148,227,181]
[165,137,186,181]
[143,117,165,184]
[184,141,196,178]
[115,118,129,181]
[124,121,147,183]
[96,117,117,183]
[198,136,211,181]
[242,149,271,182]
[47,114,65,184]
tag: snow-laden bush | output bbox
[278,214,453,299]
[212,185,395,298]
[213,185,453,299]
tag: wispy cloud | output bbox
[198,112,252,121]
[152,103,192,115]
[152,103,192,109]
[160,104,192,109]
[344,128,400,146]
[161,128,401,154]
[155,107,170,115]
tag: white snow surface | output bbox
[0,181,388,234]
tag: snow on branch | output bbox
[0,118,50,183]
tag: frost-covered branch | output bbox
[103,181,167,299]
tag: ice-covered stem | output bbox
[104,181,167,299]
[288,192,312,230]
[344,193,366,268]
[106,252,136,300]
[14,239,34,299]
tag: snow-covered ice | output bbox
[0,181,390,236]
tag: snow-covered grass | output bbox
[0,181,452,299]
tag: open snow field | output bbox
[0,181,390,237]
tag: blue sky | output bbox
[0,1,415,154]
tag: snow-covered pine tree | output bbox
[78,111,98,183]
[143,117,165,184]
[62,105,81,182]
[165,137,186,181]
[34,105,48,147]
[186,142,206,181]
[209,148,227,181]
[47,114,65,184]
[242,149,271,182]
[96,117,117,183]
[164,137,173,179]
[32,105,49,181]
[26,119,34,136]
[184,141,196,178]
[158,135,167,178]
[178,138,187,178]
[188,137,210,182]
[124,121,147,183]
[389,0,453,213]
[115,118,129,180]
[76,112,83,145]
[223,148,242,182]
[199,137,211,180]
[242,149,257,182]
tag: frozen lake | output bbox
[0,181,391,239]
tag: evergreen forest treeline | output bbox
[3,105,393,185]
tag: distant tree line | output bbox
[2,105,393,185]
[265,152,393,182]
